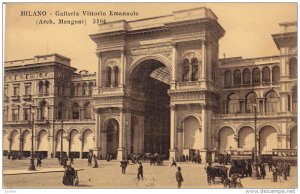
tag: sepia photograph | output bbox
[2,2,298,190]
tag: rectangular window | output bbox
[12,109,19,121]
[25,85,31,95]
[24,109,29,120]
[13,87,19,96]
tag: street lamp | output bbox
[28,108,36,171]
[252,104,259,178]
[60,115,64,165]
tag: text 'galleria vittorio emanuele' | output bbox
[3,7,297,161]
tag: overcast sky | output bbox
[4,3,297,73]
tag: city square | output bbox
[3,158,298,189]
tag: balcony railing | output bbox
[22,94,32,100]
[11,95,20,101]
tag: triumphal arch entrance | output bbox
[90,7,224,160]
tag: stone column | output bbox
[120,50,126,87]
[201,104,207,149]
[79,135,83,159]
[201,40,206,79]
[94,108,101,158]
[117,108,125,160]
[169,105,177,160]
[97,52,102,89]
[171,43,177,89]
[8,138,12,153]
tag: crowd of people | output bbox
[179,154,202,163]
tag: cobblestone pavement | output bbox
[2,158,298,189]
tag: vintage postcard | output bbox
[2,2,298,191]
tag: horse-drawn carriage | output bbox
[210,165,228,183]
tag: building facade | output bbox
[3,7,297,160]
[3,54,96,158]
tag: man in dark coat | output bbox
[137,162,143,180]
[120,159,128,174]
[206,162,213,185]
[176,167,184,188]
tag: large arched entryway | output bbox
[218,127,235,153]
[105,119,119,159]
[3,131,9,155]
[290,127,297,149]
[69,129,81,158]
[259,126,277,155]
[238,126,254,150]
[37,130,48,158]
[22,130,31,157]
[82,129,94,158]
[129,59,170,156]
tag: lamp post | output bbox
[252,104,259,178]
[60,117,64,165]
[28,108,36,171]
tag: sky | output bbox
[4,3,297,73]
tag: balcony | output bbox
[4,95,9,102]
[4,120,30,125]
[35,119,50,125]
[11,95,20,101]
[22,94,32,101]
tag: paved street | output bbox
[3,158,298,189]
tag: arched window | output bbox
[45,81,49,94]
[57,83,61,95]
[84,102,92,119]
[191,58,198,81]
[233,69,241,87]
[61,83,65,96]
[24,108,29,121]
[272,66,280,84]
[224,70,232,87]
[38,81,43,94]
[262,67,271,84]
[243,68,250,85]
[107,67,112,87]
[88,82,94,96]
[57,102,64,119]
[70,83,75,96]
[182,59,190,82]
[245,92,257,113]
[289,57,297,79]
[252,68,261,85]
[39,100,46,120]
[227,93,239,114]
[265,91,279,113]
[72,102,80,119]
[113,66,119,87]
[76,83,81,96]
[82,83,87,96]
[292,86,297,112]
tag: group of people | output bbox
[7,152,24,160]
[87,153,98,168]
[269,160,291,182]
[62,164,78,186]
[180,154,202,163]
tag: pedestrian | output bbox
[62,165,70,186]
[260,163,266,179]
[171,157,177,167]
[247,162,252,177]
[205,162,213,185]
[283,162,288,180]
[268,159,273,172]
[137,162,143,180]
[93,154,98,168]
[88,155,92,166]
[37,156,42,167]
[70,155,74,165]
[272,165,278,182]
[120,158,128,174]
[287,162,291,176]
[176,167,184,188]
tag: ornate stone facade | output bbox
[3,8,297,161]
